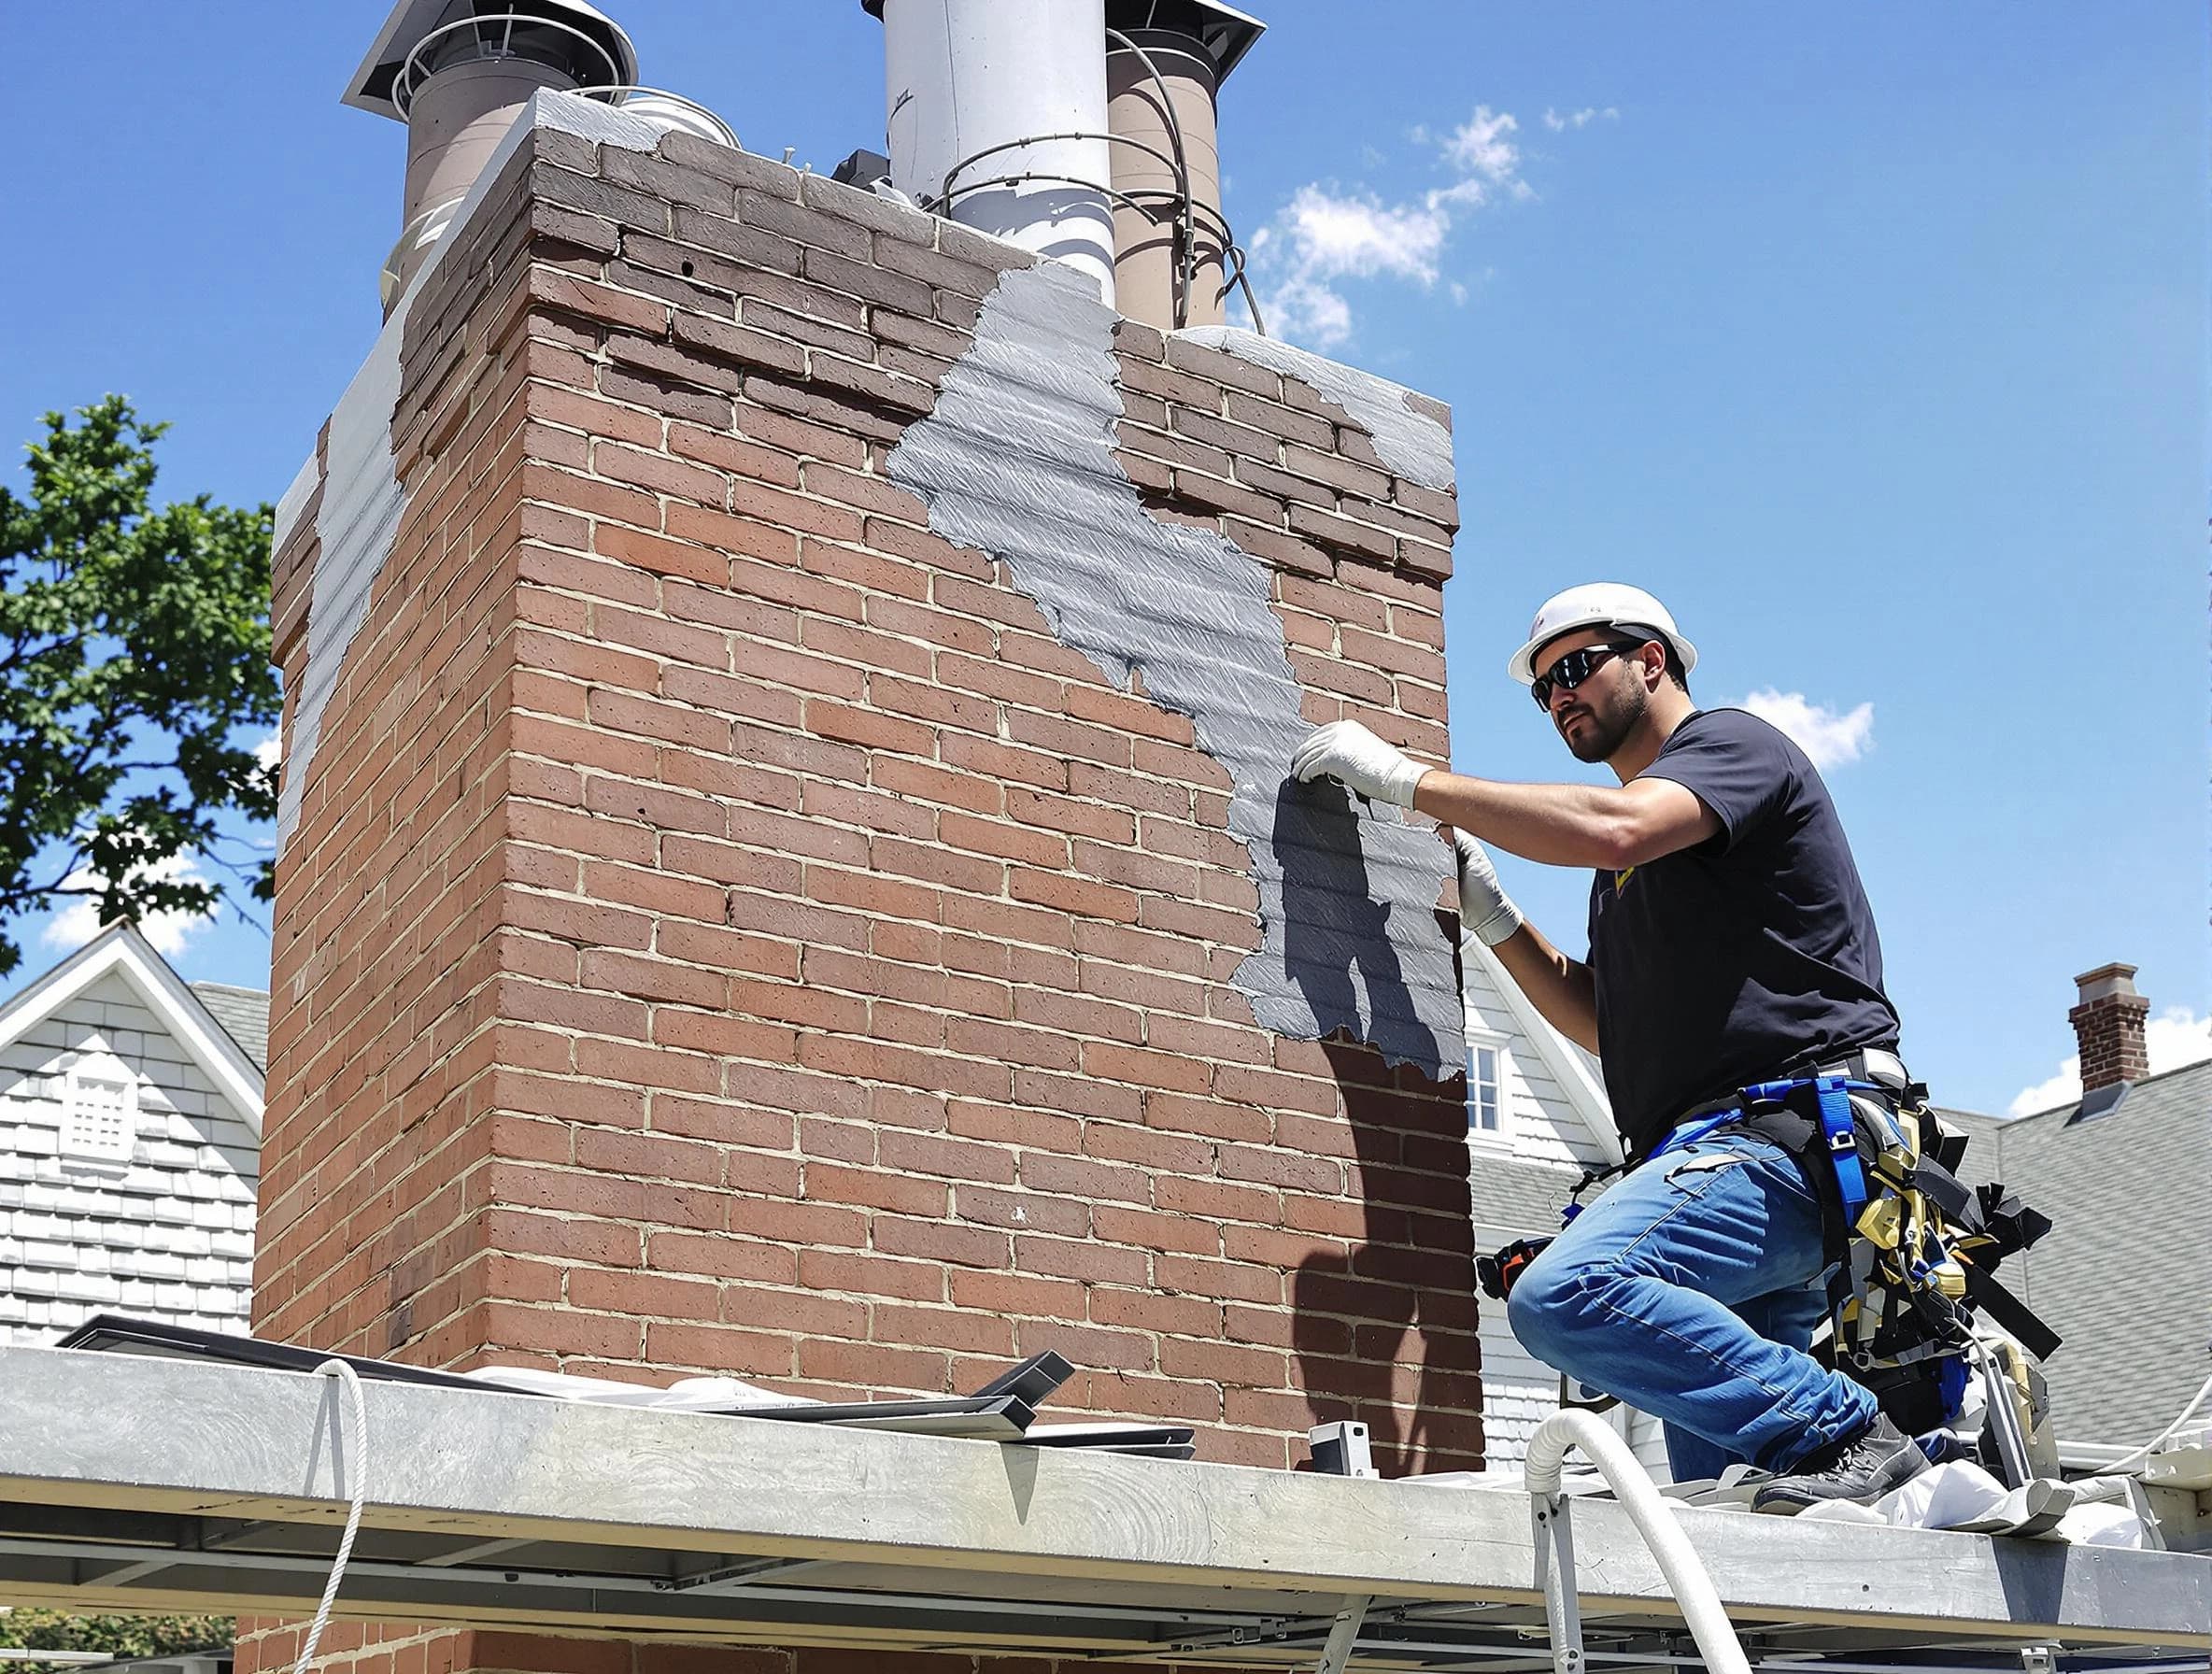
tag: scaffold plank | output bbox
[0,1346,2204,1664]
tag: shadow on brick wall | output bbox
[1274,780,1476,1474]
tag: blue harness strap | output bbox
[1813,1072,1869,1221]
[1640,1074,1872,1225]
[1642,1110,1737,1165]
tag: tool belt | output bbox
[1632,1049,2058,1430]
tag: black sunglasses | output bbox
[1531,641,1643,709]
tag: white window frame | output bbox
[62,1066,139,1163]
[1467,1030,1510,1142]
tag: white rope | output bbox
[292,1358,369,1674]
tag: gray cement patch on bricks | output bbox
[1175,326,1456,492]
[887,262,1464,1078]
[275,91,669,843]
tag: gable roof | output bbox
[1942,1058,2211,1447]
[1463,936,1623,1168]
[0,925,265,1137]
[189,983,270,1074]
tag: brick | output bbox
[729,400,869,467]
[1109,316,1168,362]
[527,267,671,340]
[874,308,971,361]
[599,147,737,215]
[658,132,803,200]
[1170,403,1279,461]
[737,295,877,360]
[744,374,908,445]
[872,234,1000,298]
[267,133,1485,1477]
[798,1337,949,1392]
[526,199,619,257]
[798,246,934,315]
[667,420,802,487]
[796,170,932,245]
[1014,1234,1149,1286]
[804,349,938,417]
[671,205,805,276]
[531,162,670,234]
[596,364,732,430]
[1121,356,1227,411]
[1288,502,1397,563]
[666,312,811,381]
[1226,390,1336,448]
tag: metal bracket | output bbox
[1312,1595,1370,1674]
[1531,1493,1585,1674]
[1307,1421,1377,1479]
[2020,1645,2056,1674]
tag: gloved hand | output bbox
[1289,719,1429,808]
[1453,830,1524,946]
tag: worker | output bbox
[1289,583,1931,1511]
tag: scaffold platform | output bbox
[1,1346,2205,1670]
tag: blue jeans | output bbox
[1506,1131,1878,1480]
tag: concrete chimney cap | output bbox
[2073,963,2143,1004]
[346,0,639,121]
[859,0,1266,83]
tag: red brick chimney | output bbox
[259,95,1474,1458]
[247,82,1478,1674]
[2069,962,2150,1093]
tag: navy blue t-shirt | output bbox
[1587,707,1901,1160]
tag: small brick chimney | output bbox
[2069,962,2150,1093]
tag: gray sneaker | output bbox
[1751,1414,1931,1514]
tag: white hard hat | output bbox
[1508,583,1698,684]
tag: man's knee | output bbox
[1505,1250,1588,1365]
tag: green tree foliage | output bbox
[0,1609,235,1674]
[0,397,279,976]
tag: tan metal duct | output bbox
[346,1,639,315]
[1103,2,1263,332]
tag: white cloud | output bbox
[1275,183,1453,284]
[2006,1006,2212,1117]
[1543,106,1619,132]
[40,852,219,959]
[253,732,282,773]
[1733,688,1876,770]
[1439,106,1524,186]
[1253,103,1543,348]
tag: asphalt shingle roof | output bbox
[1469,1151,1581,1238]
[1941,1061,2211,1448]
[189,983,269,1074]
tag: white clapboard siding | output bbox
[1462,938,1673,1478]
[1461,948,1614,1173]
[1476,1299,1673,1480]
[0,942,262,1345]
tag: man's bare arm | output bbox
[1489,918,1601,1053]
[1414,770,1718,870]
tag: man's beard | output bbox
[1561,683,1646,764]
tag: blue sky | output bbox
[1,2,2203,1117]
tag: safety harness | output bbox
[1482,1056,2058,1437]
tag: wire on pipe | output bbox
[1103,28,1195,327]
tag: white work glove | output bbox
[1289,719,1429,808]
[1453,830,1524,947]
